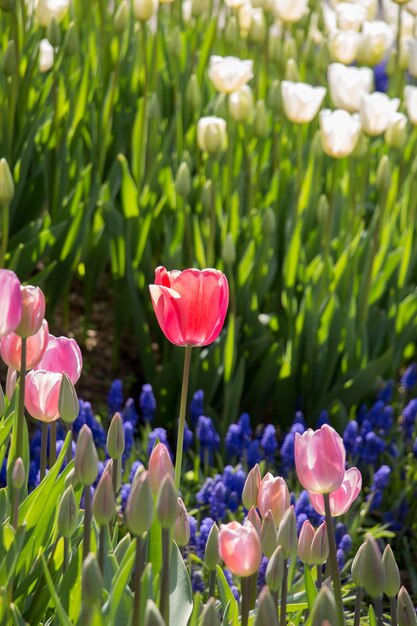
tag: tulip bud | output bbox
[197,117,227,154]
[382,545,401,598]
[311,586,338,626]
[266,545,284,593]
[64,468,75,489]
[249,10,267,44]
[285,59,300,82]
[157,474,178,529]
[115,0,129,30]
[106,412,125,460]
[92,471,115,526]
[376,155,391,197]
[229,85,254,123]
[205,523,219,570]
[3,40,17,76]
[317,194,329,231]
[262,208,276,235]
[0,158,14,205]
[145,600,165,626]
[268,30,282,64]
[169,26,182,59]
[82,553,104,607]
[261,510,278,558]
[186,74,201,115]
[58,485,78,538]
[47,18,61,48]
[39,39,54,73]
[0,385,4,418]
[283,37,297,63]
[254,100,268,138]
[133,0,155,22]
[174,497,190,546]
[200,597,221,626]
[351,542,366,587]
[255,587,279,626]
[148,443,174,494]
[385,113,407,149]
[59,374,79,424]
[222,233,236,266]
[298,520,315,564]
[12,457,25,490]
[75,426,98,486]
[201,180,214,213]
[225,15,239,46]
[175,162,192,198]
[397,586,417,626]
[242,464,261,510]
[247,506,262,535]
[66,23,78,56]
[276,506,297,559]
[126,471,154,536]
[267,80,281,114]
[310,522,329,565]
[361,535,384,598]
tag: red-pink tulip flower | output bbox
[0,270,22,337]
[15,285,45,338]
[148,442,174,494]
[309,467,362,517]
[25,370,62,422]
[35,335,83,384]
[219,521,262,577]
[294,424,346,494]
[257,473,290,526]
[0,319,49,371]
[149,266,229,347]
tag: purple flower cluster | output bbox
[196,465,247,521]
[225,413,278,468]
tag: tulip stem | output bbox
[323,493,345,626]
[0,202,9,269]
[83,486,92,561]
[353,586,362,626]
[249,572,257,610]
[98,524,106,573]
[316,565,322,589]
[50,421,57,468]
[241,577,250,626]
[16,337,27,462]
[174,346,192,492]
[390,596,397,626]
[160,528,171,625]
[40,422,48,481]
[296,124,303,201]
[280,559,288,626]
[208,569,216,598]
[374,596,383,626]
[11,487,19,530]
[112,457,119,496]
[63,537,69,573]
[133,535,145,626]
[66,424,72,467]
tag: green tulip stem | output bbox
[241,576,250,626]
[16,337,27,462]
[11,486,19,530]
[316,565,322,590]
[374,596,383,626]
[49,421,57,468]
[296,124,303,200]
[174,346,192,492]
[160,528,171,625]
[66,423,72,467]
[0,202,9,269]
[112,457,119,496]
[208,569,216,598]
[249,572,257,611]
[353,586,362,626]
[40,422,48,481]
[98,524,106,573]
[323,493,345,626]
[133,535,145,626]
[280,558,288,626]
[63,536,69,573]
[83,485,92,561]
[390,595,397,626]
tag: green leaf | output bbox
[40,555,72,626]
[169,543,193,626]
[216,566,238,626]
[303,566,318,612]
[118,154,139,218]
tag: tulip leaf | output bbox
[169,542,193,626]
[216,566,239,626]
[303,566,318,612]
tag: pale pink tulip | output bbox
[219,521,262,577]
[25,370,62,422]
[309,468,362,517]
[0,319,49,371]
[15,285,46,338]
[294,424,346,494]
[0,270,22,337]
[257,473,290,526]
[35,335,82,384]
[298,520,315,564]
[148,442,174,494]
[6,367,17,399]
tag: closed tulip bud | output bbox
[186,74,201,114]
[82,553,104,607]
[267,80,281,113]
[247,506,262,535]
[242,464,261,510]
[205,523,219,570]
[59,374,79,424]
[298,520,315,564]
[0,158,14,205]
[382,545,401,598]
[249,9,267,43]
[58,485,78,538]
[174,497,190,546]
[276,506,297,559]
[261,510,278,558]
[148,442,174,494]
[376,155,391,197]
[66,23,78,55]
[310,522,329,565]
[12,457,25,490]
[0,385,4,418]
[254,100,268,138]
[266,545,284,593]
[262,208,276,235]
[169,27,182,59]
[285,59,300,82]
[107,412,125,460]
[258,473,290,526]
[361,535,384,598]
[351,542,366,587]
[115,0,129,30]
[283,37,297,62]
[133,0,155,22]
[385,113,408,149]
[64,467,75,489]
[268,29,282,63]
[157,474,178,529]
[47,18,61,48]
[255,587,279,626]
[75,425,99,486]
[92,471,115,526]
[225,15,239,46]
[197,117,227,154]
[126,471,154,536]
[201,180,214,213]
[201,597,220,626]
[311,586,338,626]
[3,40,17,76]
[39,39,54,73]
[222,233,236,266]
[398,587,417,626]
[175,162,192,198]
[229,85,254,123]
[145,600,165,626]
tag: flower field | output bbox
[1,0,417,623]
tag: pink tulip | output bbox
[15,285,45,338]
[34,335,83,384]
[294,424,346,494]
[149,266,229,347]
[148,442,174,494]
[309,467,362,517]
[219,521,262,577]
[0,270,22,337]
[0,319,49,371]
[257,473,290,526]
[298,520,315,564]
[25,370,62,422]
[6,367,17,399]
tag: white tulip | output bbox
[39,38,54,73]
[225,0,248,9]
[228,85,254,122]
[273,0,309,24]
[197,117,228,153]
[238,4,253,35]
[382,0,415,36]
[322,4,337,33]
[407,0,417,16]
[408,39,417,77]
[281,81,326,124]
[360,92,400,136]
[358,21,395,66]
[133,0,158,21]
[319,109,362,159]
[328,63,374,112]
[404,85,417,125]
[335,3,367,31]
[36,0,70,27]
[208,56,253,94]
[385,112,408,148]
[350,0,377,19]
[328,30,361,64]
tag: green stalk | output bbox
[160,528,171,625]
[280,559,288,626]
[323,493,345,626]
[316,565,322,590]
[66,424,72,467]
[208,569,216,598]
[296,124,303,201]
[353,587,362,626]
[83,486,92,560]
[249,572,257,611]
[63,537,70,573]
[16,338,27,462]
[98,524,106,573]
[40,422,48,480]
[241,577,250,626]
[11,487,19,530]
[112,457,119,496]
[174,346,192,492]
[133,535,145,626]
[374,596,383,626]
[49,421,57,467]
[0,202,10,269]
[390,596,397,626]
